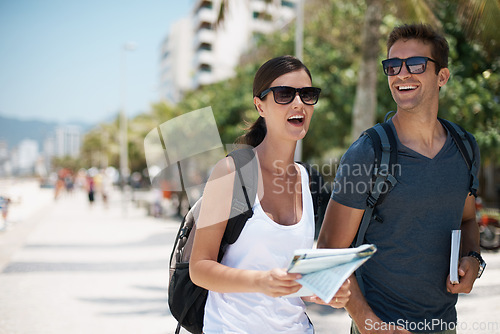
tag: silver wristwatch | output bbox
[467,251,486,278]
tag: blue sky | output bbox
[0,0,193,124]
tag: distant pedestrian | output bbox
[87,175,95,206]
[54,177,65,200]
[100,171,113,208]
[0,195,10,228]
[64,174,74,194]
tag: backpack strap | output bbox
[384,110,396,122]
[355,122,398,295]
[438,118,479,197]
[296,162,330,238]
[355,123,398,247]
[296,163,326,222]
[171,197,203,264]
[221,148,259,246]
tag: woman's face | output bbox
[254,69,315,142]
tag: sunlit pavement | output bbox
[0,182,179,334]
[0,180,499,334]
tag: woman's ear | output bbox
[254,96,265,117]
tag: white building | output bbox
[42,135,56,175]
[0,141,7,161]
[54,125,82,158]
[16,139,39,175]
[160,17,194,103]
[160,0,297,104]
[0,140,9,177]
[40,125,82,173]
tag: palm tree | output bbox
[216,0,274,26]
[350,0,383,141]
[454,0,500,61]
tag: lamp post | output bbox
[120,42,136,212]
[294,0,304,161]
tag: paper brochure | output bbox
[286,244,377,303]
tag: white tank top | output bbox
[203,163,315,334]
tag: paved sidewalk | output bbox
[0,181,499,334]
[0,187,180,334]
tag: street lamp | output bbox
[120,42,136,211]
[294,0,304,161]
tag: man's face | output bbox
[386,39,449,113]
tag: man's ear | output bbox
[254,96,265,117]
[438,68,450,87]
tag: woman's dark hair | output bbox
[387,23,449,75]
[238,55,312,147]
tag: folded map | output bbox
[286,244,377,303]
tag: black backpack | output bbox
[168,147,329,334]
[354,113,479,292]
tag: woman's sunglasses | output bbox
[382,56,438,76]
[259,86,321,105]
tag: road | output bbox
[0,180,498,334]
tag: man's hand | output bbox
[447,256,479,294]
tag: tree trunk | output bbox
[351,0,383,142]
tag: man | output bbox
[318,24,484,334]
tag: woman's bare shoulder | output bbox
[208,156,236,182]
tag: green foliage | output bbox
[302,0,366,156]
[437,2,500,163]
[80,124,116,169]
[178,62,258,146]
[441,69,500,163]
[81,0,499,175]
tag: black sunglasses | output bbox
[259,86,321,105]
[382,56,438,76]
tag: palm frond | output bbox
[216,0,229,28]
[456,0,500,58]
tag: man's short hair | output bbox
[387,23,449,74]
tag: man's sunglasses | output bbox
[382,56,438,76]
[259,86,321,105]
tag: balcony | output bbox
[193,28,215,48]
[193,49,214,69]
[251,17,275,34]
[193,70,214,87]
[193,7,216,31]
[194,0,213,13]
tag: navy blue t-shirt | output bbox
[331,119,480,333]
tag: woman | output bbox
[190,55,350,333]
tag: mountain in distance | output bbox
[0,114,95,149]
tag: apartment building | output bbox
[54,125,82,158]
[160,0,297,104]
[159,17,194,103]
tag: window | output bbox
[200,64,212,72]
[199,21,212,30]
[195,0,213,14]
[198,43,212,51]
[252,11,272,21]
